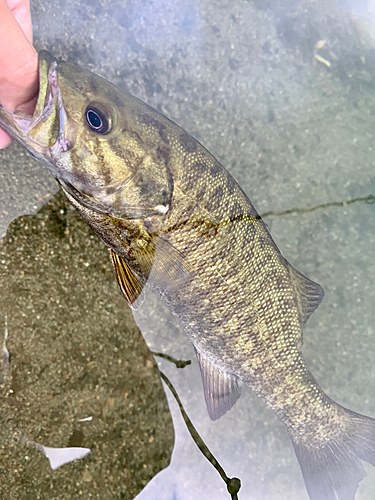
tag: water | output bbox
[1,0,375,498]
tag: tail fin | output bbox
[291,407,375,500]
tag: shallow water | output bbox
[2,0,375,498]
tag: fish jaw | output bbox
[0,50,173,221]
[0,105,50,165]
[0,50,76,173]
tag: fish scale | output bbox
[1,49,375,500]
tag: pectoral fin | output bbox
[130,234,193,292]
[147,235,193,291]
[109,249,145,310]
[195,348,243,421]
[109,235,192,308]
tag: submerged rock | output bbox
[0,190,174,500]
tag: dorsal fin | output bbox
[194,347,243,421]
[108,249,145,310]
[288,264,324,325]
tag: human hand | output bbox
[0,0,38,149]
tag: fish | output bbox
[1,49,375,499]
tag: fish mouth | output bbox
[0,51,75,166]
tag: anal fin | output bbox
[195,347,243,421]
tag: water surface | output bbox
[1,0,375,498]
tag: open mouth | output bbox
[28,62,74,154]
[48,66,74,154]
[0,59,74,158]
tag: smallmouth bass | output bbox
[1,50,375,500]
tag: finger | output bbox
[6,0,33,43]
[0,129,13,149]
[0,0,38,111]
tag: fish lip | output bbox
[0,55,75,161]
[0,106,37,150]
[48,66,75,154]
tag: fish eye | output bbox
[85,106,110,134]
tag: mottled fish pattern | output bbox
[1,51,375,500]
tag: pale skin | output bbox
[0,0,38,149]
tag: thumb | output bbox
[0,0,38,112]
